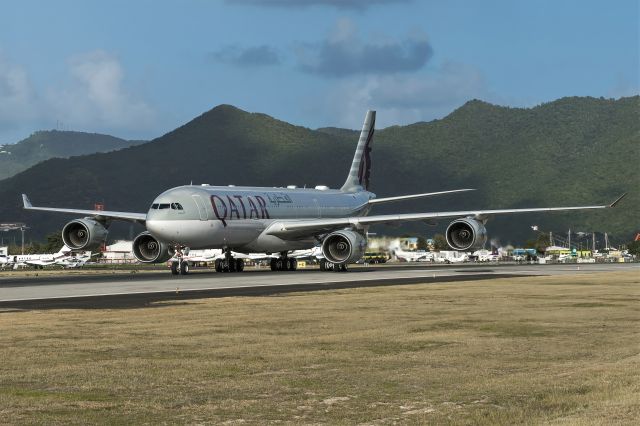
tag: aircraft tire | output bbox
[171,261,179,275]
[180,261,189,275]
[270,258,277,271]
[229,259,237,272]
[288,258,297,270]
[214,259,222,272]
[319,259,327,271]
[236,258,244,272]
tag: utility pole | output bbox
[568,229,571,249]
[592,232,596,252]
[549,231,553,247]
[21,226,25,255]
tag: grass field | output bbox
[0,271,638,424]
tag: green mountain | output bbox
[0,130,145,180]
[0,96,637,245]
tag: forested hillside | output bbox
[0,96,636,244]
[0,131,145,180]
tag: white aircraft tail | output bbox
[341,110,376,192]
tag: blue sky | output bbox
[0,0,637,143]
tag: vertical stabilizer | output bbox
[341,110,376,192]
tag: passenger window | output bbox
[175,203,183,210]
[159,204,170,209]
[151,204,159,209]
[170,203,177,210]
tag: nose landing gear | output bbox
[170,245,190,276]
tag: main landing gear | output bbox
[270,252,298,271]
[214,249,245,273]
[170,245,190,276]
[319,259,348,272]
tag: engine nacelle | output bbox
[322,230,367,264]
[62,218,108,251]
[446,218,487,251]
[132,232,173,263]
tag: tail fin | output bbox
[341,110,376,192]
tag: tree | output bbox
[43,232,63,253]
[433,234,448,251]
[417,236,428,251]
[628,240,640,256]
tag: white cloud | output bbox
[0,50,156,140]
[321,61,496,128]
[0,54,37,132]
[47,50,156,133]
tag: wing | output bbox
[266,194,626,239]
[22,194,146,224]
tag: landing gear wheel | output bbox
[214,259,222,272]
[179,261,189,275]
[236,258,245,272]
[229,258,237,272]
[270,258,278,271]
[171,261,179,275]
[319,259,327,271]
[288,258,297,270]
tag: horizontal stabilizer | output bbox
[368,189,475,205]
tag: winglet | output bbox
[22,194,33,209]
[609,193,627,208]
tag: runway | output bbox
[0,263,636,309]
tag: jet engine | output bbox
[445,218,487,251]
[322,230,367,264]
[62,218,108,251]
[132,232,173,263]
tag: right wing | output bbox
[22,194,147,224]
[266,194,626,239]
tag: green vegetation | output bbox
[0,130,145,180]
[0,271,637,424]
[0,96,637,243]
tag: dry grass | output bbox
[0,271,638,425]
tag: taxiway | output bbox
[0,263,636,309]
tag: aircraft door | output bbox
[192,195,208,221]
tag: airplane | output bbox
[393,248,433,262]
[55,252,94,268]
[21,110,626,275]
[1,246,73,269]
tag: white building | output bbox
[102,240,136,264]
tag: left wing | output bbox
[22,194,147,224]
[266,194,626,238]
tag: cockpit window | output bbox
[151,203,159,209]
[170,203,184,210]
[158,203,171,209]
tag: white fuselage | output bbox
[145,185,373,252]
